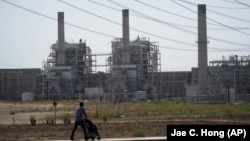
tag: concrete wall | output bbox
[0,69,40,100]
[186,85,198,103]
[85,87,103,99]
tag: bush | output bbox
[133,129,145,137]
[102,113,108,124]
[45,116,54,125]
[62,113,71,125]
[30,115,36,126]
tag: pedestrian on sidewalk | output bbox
[70,102,88,140]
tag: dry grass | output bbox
[0,100,250,140]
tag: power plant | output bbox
[0,6,250,103]
[106,9,160,100]
[42,12,93,99]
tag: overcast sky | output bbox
[0,0,249,72]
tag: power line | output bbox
[233,0,250,7]
[134,0,250,30]
[134,0,198,24]
[160,44,250,52]
[86,0,197,29]
[175,0,250,24]
[106,0,198,34]
[106,0,250,47]
[86,0,165,21]
[208,8,250,23]
[205,5,249,9]
[83,1,250,52]
[1,0,204,54]
[2,0,250,52]
[160,45,196,52]
[87,0,121,12]
[59,0,197,47]
[181,0,249,9]
[0,0,197,50]
[0,0,116,39]
[88,0,199,29]
[134,0,221,27]
[88,0,250,31]
[88,0,201,29]
[171,0,250,36]
[65,21,115,38]
[220,0,242,4]
[2,0,249,71]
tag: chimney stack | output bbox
[57,12,65,66]
[122,9,130,64]
[198,5,208,96]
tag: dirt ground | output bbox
[0,101,250,140]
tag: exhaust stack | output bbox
[198,5,208,96]
[122,9,130,64]
[57,12,65,66]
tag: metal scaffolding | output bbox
[43,40,92,79]
[42,40,95,99]
[107,36,161,97]
[209,55,250,101]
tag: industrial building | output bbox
[1,7,250,103]
[42,40,93,99]
[41,10,161,100]
[106,36,160,99]
[0,69,41,100]
[105,9,160,100]
[153,71,192,100]
[209,55,250,102]
[41,12,95,100]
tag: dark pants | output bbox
[70,120,88,139]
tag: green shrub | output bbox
[45,116,54,125]
[133,129,145,137]
[62,113,71,125]
[30,115,36,126]
[153,99,165,104]
[102,113,108,124]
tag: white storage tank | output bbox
[21,92,34,102]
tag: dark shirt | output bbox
[75,106,86,121]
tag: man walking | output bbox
[70,102,88,140]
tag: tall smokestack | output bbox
[122,9,130,64]
[57,12,65,66]
[198,5,208,96]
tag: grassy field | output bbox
[1,100,250,124]
[0,100,250,140]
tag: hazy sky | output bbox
[0,0,249,72]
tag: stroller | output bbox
[84,119,101,140]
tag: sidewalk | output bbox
[45,136,167,141]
